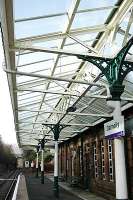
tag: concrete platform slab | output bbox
[16,174,29,200]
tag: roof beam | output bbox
[0,0,20,145]
[15,24,108,44]
[16,88,109,99]
[18,129,47,132]
[122,8,133,46]
[16,88,80,97]
[17,122,92,127]
[11,44,98,57]
[17,109,111,118]
[4,68,106,88]
[95,0,133,50]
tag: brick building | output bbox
[59,107,133,200]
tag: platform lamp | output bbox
[42,105,77,198]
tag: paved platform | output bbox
[47,174,105,200]
[25,173,105,200]
[26,175,83,200]
[16,174,29,200]
[16,173,106,200]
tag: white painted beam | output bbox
[15,25,108,44]
[16,88,80,97]
[17,109,111,118]
[122,8,133,46]
[4,68,107,88]
[17,122,92,127]
[11,44,98,57]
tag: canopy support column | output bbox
[41,138,44,184]
[36,145,39,178]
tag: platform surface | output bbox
[25,174,105,200]
[16,174,29,200]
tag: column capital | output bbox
[77,36,133,100]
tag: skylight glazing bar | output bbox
[16,88,80,97]
[15,6,118,23]
[17,122,92,126]
[15,12,67,23]
[17,109,111,118]
[15,24,108,43]
[76,6,118,14]
[5,68,107,88]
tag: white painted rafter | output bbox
[15,25,108,45]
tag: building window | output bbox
[94,142,98,178]
[84,143,90,153]
[101,140,106,180]
[108,140,114,181]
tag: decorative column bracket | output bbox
[77,36,133,100]
[46,123,70,140]
[43,123,70,198]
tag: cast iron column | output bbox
[41,138,44,184]
[53,124,60,198]
[77,37,133,200]
[36,145,39,178]
[107,100,128,200]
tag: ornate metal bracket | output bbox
[36,144,40,152]
[77,37,133,100]
[44,123,69,141]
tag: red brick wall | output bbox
[59,110,133,200]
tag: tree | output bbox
[23,150,36,161]
[44,153,54,163]
[0,135,17,169]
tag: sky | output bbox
[0,31,17,145]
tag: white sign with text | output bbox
[104,116,125,139]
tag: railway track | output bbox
[0,170,20,200]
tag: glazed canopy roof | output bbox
[0,0,133,150]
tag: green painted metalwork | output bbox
[54,176,59,198]
[77,37,133,100]
[41,138,44,149]
[46,123,69,141]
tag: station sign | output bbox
[104,116,125,139]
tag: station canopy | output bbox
[0,0,133,150]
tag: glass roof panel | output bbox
[17,52,54,66]
[1,0,133,148]
[16,76,40,85]
[71,10,111,29]
[17,93,42,101]
[15,15,68,39]
[78,0,118,10]
[14,0,71,19]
